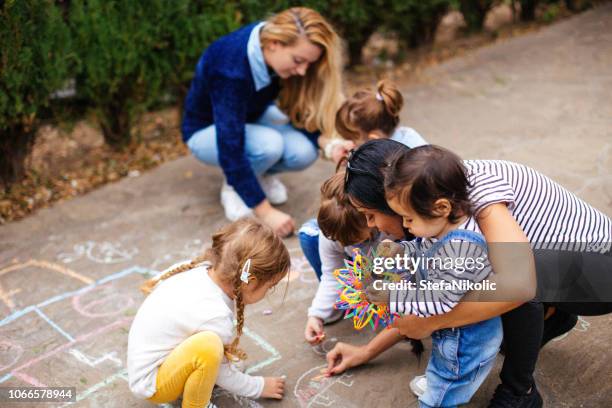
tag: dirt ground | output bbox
[0,4,610,408]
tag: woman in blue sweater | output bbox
[182,7,350,237]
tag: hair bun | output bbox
[376,79,403,118]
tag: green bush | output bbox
[0,0,73,186]
[459,0,495,32]
[235,0,452,65]
[69,0,239,149]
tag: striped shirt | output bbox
[389,160,612,317]
[389,219,492,317]
[466,160,612,251]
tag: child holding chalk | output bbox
[304,171,384,344]
[128,219,289,407]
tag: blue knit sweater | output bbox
[182,23,319,208]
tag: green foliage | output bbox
[68,0,239,148]
[541,3,561,23]
[0,0,73,185]
[459,0,495,32]
[234,0,452,65]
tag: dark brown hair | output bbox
[141,219,290,361]
[384,145,473,223]
[335,79,403,142]
[317,172,368,246]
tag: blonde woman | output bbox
[182,7,351,237]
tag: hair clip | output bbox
[375,92,384,101]
[240,259,252,284]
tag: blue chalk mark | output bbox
[33,307,75,342]
[243,326,282,374]
[59,368,128,407]
[0,373,12,383]
[0,266,152,327]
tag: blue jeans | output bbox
[420,317,503,408]
[187,105,319,176]
[298,218,322,281]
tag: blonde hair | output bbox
[336,79,403,142]
[261,7,344,137]
[141,219,291,361]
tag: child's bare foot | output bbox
[262,376,285,399]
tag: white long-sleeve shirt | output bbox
[308,233,386,320]
[127,262,264,399]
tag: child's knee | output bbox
[190,331,224,366]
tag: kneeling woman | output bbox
[182,7,348,237]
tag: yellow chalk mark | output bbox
[0,259,93,284]
[0,282,21,309]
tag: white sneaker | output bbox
[409,375,427,397]
[259,175,288,205]
[220,182,253,221]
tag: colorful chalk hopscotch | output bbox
[0,239,286,407]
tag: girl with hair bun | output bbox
[182,7,350,237]
[298,80,427,284]
[127,219,291,406]
[335,79,427,148]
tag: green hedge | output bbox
[1,0,573,187]
[0,0,73,186]
[68,0,239,148]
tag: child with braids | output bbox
[127,219,289,407]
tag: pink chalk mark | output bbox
[5,318,131,376]
[13,372,48,387]
[72,285,134,318]
[0,339,24,371]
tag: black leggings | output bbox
[500,247,612,394]
[500,300,611,395]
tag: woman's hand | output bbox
[261,376,285,399]
[391,314,439,340]
[324,342,372,376]
[254,201,295,237]
[304,316,325,345]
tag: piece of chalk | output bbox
[263,309,273,315]
[281,375,287,379]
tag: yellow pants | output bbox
[148,331,223,408]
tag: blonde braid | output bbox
[224,272,248,361]
[140,252,211,295]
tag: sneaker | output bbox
[409,375,427,398]
[259,175,288,205]
[220,182,252,221]
[488,383,543,408]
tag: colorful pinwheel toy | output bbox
[333,248,400,330]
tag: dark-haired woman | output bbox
[324,139,612,408]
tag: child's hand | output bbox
[304,316,325,345]
[331,140,356,163]
[262,376,285,399]
[376,240,404,258]
[365,283,390,305]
